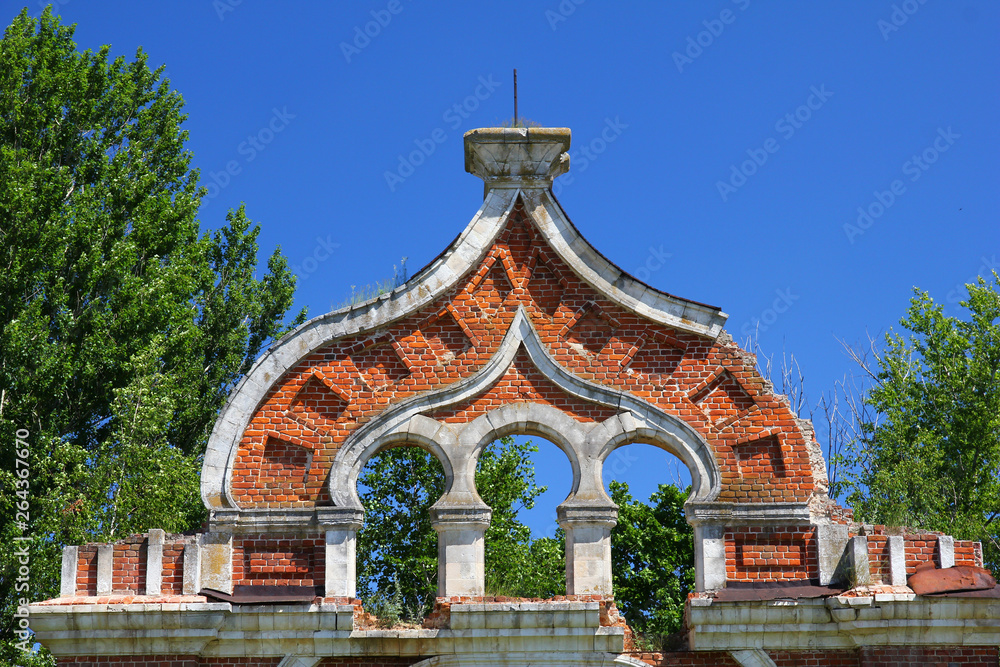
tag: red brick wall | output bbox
[630,652,740,666]
[230,206,820,512]
[57,657,198,667]
[866,535,890,584]
[162,539,187,595]
[232,534,324,587]
[112,535,147,593]
[769,651,859,666]
[858,646,998,665]
[76,545,98,595]
[955,539,979,567]
[726,526,818,581]
[905,533,944,574]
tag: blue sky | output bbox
[27,1,998,537]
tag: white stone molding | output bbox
[145,528,164,596]
[887,535,907,586]
[325,512,363,599]
[277,657,322,667]
[198,532,233,595]
[694,524,727,592]
[849,535,872,586]
[688,595,1000,649]
[938,534,955,568]
[182,540,201,595]
[96,545,113,595]
[60,545,78,598]
[730,650,778,667]
[816,523,850,586]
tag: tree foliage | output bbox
[356,437,565,622]
[610,481,693,642]
[834,273,1000,571]
[0,9,304,661]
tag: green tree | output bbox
[0,9,304,662]
[834,273,1000,572]
[610,481,694,644]
[356,436,565,622]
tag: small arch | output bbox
[591,412,720,503]
[339,415,458,510]
[458,402,587,498]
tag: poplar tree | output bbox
[0,9,304,662]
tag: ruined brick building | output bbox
[31,127,999,666]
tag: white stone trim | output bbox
[688,596,1000,649]
[730,650,777,667]
[96,545,112,595]
[145,529,164,596]
[938,534,955,568]
[60,546,78,598]
[888,535,907,586]
[182,540,201,595]
[277,656,322,667]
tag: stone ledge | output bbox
[687,596,1000,650]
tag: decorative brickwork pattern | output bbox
[56,657,199,667]
[229,206,821,512]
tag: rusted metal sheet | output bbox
[200,585,322,604]
[908,564,997,595]
[714,580,845,601]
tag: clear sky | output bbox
[25,1,999,537]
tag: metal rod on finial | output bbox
[513,69,518,127]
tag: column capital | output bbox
[317,507,365,530]
[429,502,492,528]
[557,503,618,528]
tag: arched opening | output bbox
[475,434,569,598]
[602,441,695,651]
[355,444,446,625]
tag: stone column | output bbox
[319,508,365,599]
[430,503,492,597]
[558,504,618,595]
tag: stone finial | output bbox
[464,127,571,190]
